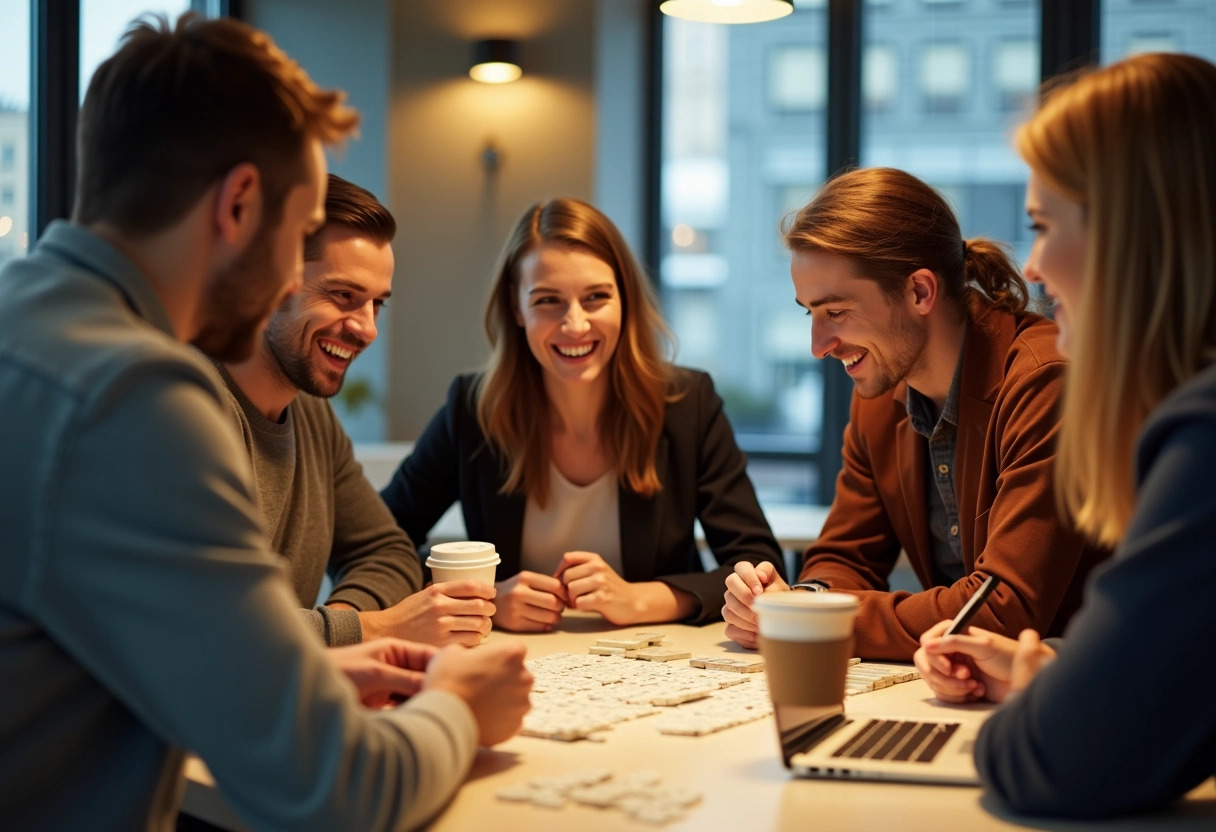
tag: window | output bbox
[993,38,1037,112]
[919,42,971,113]
[0,0,29,268]
[80,1,193,100]
[1125,33,1181,54]
[1102,1,1216,64]
[661,6,829,505]
[861,0,1038,267]
[769,46,826,112]
[864,44,899,112]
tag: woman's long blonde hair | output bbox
[1016,53,1216,546]
[476,198,675,505]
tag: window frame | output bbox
[650,0,1099,503]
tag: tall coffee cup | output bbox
[426,541,500,586]
[754,591,860,765]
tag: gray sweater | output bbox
[0,222,477,831]
[217,366,423,646]
[976,362,1216,817]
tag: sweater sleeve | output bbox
[39,366,477,831]
[975,416,1216,818]
[314,398,424,622]
[655,372,785,624]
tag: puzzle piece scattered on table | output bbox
[592,633,668,651]
[688,655,766,673]
[497,769,702,825]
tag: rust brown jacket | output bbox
[800,299,1110,660]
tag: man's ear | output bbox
[213,163,262,248]
[907,268,939,317]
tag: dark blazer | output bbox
[381,369,784,624]
[799,300,1110,659]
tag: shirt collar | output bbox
[906,339,965,437]
[35,220,177,339]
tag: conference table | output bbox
[182,613,1216,831]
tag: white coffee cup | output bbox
[754,592,861,708]
[426,541,501,585]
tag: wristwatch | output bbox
[790,580,830,592]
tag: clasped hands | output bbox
[492,551,642,632]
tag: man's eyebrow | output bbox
[322,277,367,293]
[807,293,852,309]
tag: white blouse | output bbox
[520,464,623,576]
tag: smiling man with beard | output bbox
[723,167,1110,660]
[218,174,496,648]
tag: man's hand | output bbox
[328,638,435,708]
[424,641,533,746]
[353,582,496,647]
[491,571,567,632]
[913,621,1056,704]
[722,561,790,649]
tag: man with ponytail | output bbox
[724,167,1108,660]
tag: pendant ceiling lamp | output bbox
[658,0,795,24]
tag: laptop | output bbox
[777,702,987,785]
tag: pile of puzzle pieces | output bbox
[588,634,767,674]
[497,768,702,825]
[588,632,689,660]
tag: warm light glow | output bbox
[470,61,522,84]
[672,223,697,248]
[659,0,794,24]
[0,216,12,237]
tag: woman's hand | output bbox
[491,571,567,632]
[914,621,1055,703]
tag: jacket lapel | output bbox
[618,435,668,582]
[955,302,1008,568]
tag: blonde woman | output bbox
[383,198,784,632]
[914,53,1216,817]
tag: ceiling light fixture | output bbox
[658,0,794,24]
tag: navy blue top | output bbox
[975,362,1216,817]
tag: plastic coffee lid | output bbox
[755,591,858,641]
[754,591,859,611]
[426,555,501,568]
[430,541,496,557]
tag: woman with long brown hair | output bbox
[382,198,783,631]
[914,52,1216,817]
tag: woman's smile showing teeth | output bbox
[554,342,596,359]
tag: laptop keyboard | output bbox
[831,718,961,763]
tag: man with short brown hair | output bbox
[0,14,530,831]
[219,174,497,647]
